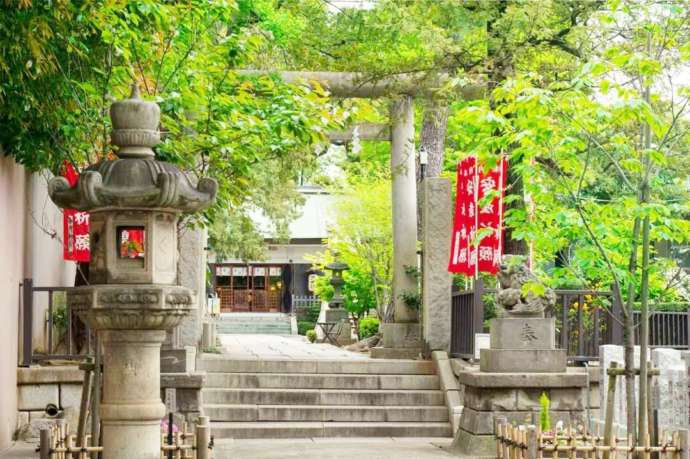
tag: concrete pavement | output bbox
[1,438,459,458]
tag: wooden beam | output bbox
[327,123,391,143]
[236,70,485,100]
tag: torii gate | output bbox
[240,70,483,357]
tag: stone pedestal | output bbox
[451,369,587,457]
[324,308,353,346]
[371,323,421,359]
[100,330,166,459]
[480,318,566,373]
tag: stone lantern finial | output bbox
[109,83,160,158]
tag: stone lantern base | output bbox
[371,323,422,359]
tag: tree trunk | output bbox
[624,311,637,444]
[416,99,450,239]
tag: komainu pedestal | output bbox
[452,257,585,457]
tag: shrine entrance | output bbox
[211,263,290,313]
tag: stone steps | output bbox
[200,355,451,440]
[205,404,449,422]
[203,388,445,406]
[205,372,440,390]
[198,357,435,375]
[215,313,293,335]
[209,421,452,439]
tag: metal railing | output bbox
[21,278,93,366]
[450,280,689,362]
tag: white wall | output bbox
[0,160,77,451]
[0,155,28,451]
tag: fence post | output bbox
[527,425,538,459]
[196,416,211,459]
[611,294,624,346]
[40,428,50,459]
[21,278,33,367]
[686,308,690,349]
[679,429,689,459]
[473,277,485,331]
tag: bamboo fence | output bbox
[38,416,212,459]
[495,421,690,459]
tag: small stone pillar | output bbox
[49,85,216,459]
[421,178,452,353]
[371,95,421,359]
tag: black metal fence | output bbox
[451,280,690,361]
[292,295,321,320]
[21,278,93,366]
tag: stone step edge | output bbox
[210,421,452,429]
[202,388,444,394]
[204,404,449,410]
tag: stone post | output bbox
[371,96,421,359]
[421,178,452,352]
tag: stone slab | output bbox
[455,368,588,388]
[59,384,83,409]
[370,347,421,360]
[450,428,497,458]
[380,322,422,349]
[480,348,567,373]
[17,366,83,384]
[17,384,59,411]
[161,348,191,373]
[652,348,689,429]
[160,372,206,389]
[489,317,556,350]
[324,308,349,322]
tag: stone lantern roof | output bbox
[48,85,217,213]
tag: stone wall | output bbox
[15,366,84,440]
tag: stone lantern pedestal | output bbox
[49,86,216,459]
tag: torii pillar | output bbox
[370,95,422,358]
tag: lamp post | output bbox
[49,85,216,459]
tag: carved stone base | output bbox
[371,323,422,359]
[480,349,567,373]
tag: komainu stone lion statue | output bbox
[496,255,556,317]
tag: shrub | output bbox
[539,392,551,432]
[359,316,380,339]
[298,321,315,336]
[306,329,317,343]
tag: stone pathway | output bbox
[0,438,460,459]
[214,437,457,458]
[218,333,369,360]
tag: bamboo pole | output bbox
[196,416,211,459]
[605,362,620,459]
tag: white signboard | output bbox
[232,267,248,276]
[253,267,266,276]
[216,266,231,276]
[269,267,282,276]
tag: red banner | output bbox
[448,156,507,276]
[62,163,90,262]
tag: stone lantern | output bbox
[325,259,348,309]
[48,85,216,459]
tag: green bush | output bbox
[298,321,315,336]
[306,329,317,343]
[359,316,380,339]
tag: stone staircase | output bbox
[215,312,294,335]
[198,356,452,439]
